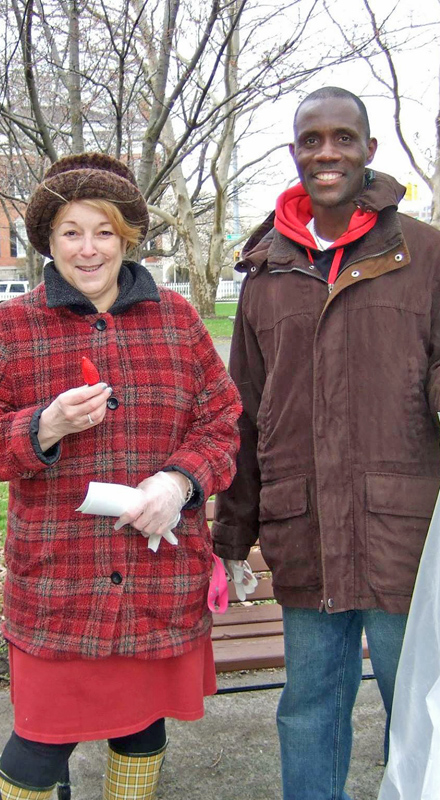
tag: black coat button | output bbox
[94,318,107,331]
[111,571,123,585]
[107,396,119,410]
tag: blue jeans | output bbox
[276,608,407,800]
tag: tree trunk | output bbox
[162,118,215,314]
[191,270,217,318]
[206,0,240,302]
[27,243,44,288]
[68,0,84,153]
[135,0,181,194]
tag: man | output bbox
[212,86,440,800]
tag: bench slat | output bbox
[212,603,283,627]
[212,620,284,641]
[213,634,285,672]
[245,550,270,572]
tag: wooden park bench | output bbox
[206,500,372,691]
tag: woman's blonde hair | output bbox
[50,198,143,252]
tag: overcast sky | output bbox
[240,0,440,222]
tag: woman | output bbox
[0,153,241,799]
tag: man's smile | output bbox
[313,171,344,182]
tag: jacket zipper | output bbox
[272,242,404,611]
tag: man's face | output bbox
[290,97,377,211]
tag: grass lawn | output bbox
[203,301,237,338]
[214,301,237,316]
[0,482,7,548]
[0,482,7,680]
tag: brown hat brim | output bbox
[25,168,149,257]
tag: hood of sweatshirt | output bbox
[237,170,406,273]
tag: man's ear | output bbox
[288,143,295,160]
[366,137,378,165]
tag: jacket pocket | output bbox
[366,472,439,595]
[259,475,321,589]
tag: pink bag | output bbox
[208,553,228,614]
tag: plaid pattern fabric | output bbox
[0,272,241,660]
[103,745,166,799]
[0,774,54,798]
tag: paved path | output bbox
[213,337,230,367]
[0,667,385,799]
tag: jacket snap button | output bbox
[107,396,119,410]
[250,266,257,273]
[327,598,334,608]
[351,270,360,278]
[94,318,107,331]
[395,253,403,262]
[309,265,315,270]
[111,571,123,585]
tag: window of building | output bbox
[9,218,27,258]
[10,227,17,258]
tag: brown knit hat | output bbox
[25,152,149,256]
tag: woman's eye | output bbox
[63,230,78,237]
[99,230,113,237]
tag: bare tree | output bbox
[131,0,371,313]
[323,0,440,226]
[0,0,372,308]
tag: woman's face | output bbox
[49,201,125,312]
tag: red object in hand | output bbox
[81,356,100,385]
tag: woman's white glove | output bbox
[114,471,189,551]
[223,559,258,601]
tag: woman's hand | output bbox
[114,471,190,536]
[38,383,113,451]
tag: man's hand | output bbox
[224,559,258,601]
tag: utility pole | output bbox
[232,143,240,236]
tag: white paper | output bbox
[76,481,145,517]
[76,482,179,552]
[378,484,440,800]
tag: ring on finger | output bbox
[87,413,94,425]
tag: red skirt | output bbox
[9,637,216,744]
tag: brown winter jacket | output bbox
[212,171,440,615]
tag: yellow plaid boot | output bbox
[102,742,167,800]
[0,773,54,799]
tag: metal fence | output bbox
[159,280,241,300]
[0,282,241,304]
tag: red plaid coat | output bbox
[0,262,241,660]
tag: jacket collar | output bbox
[44,260,160,314]
[356,169,406,213]
[238,171,406,277]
